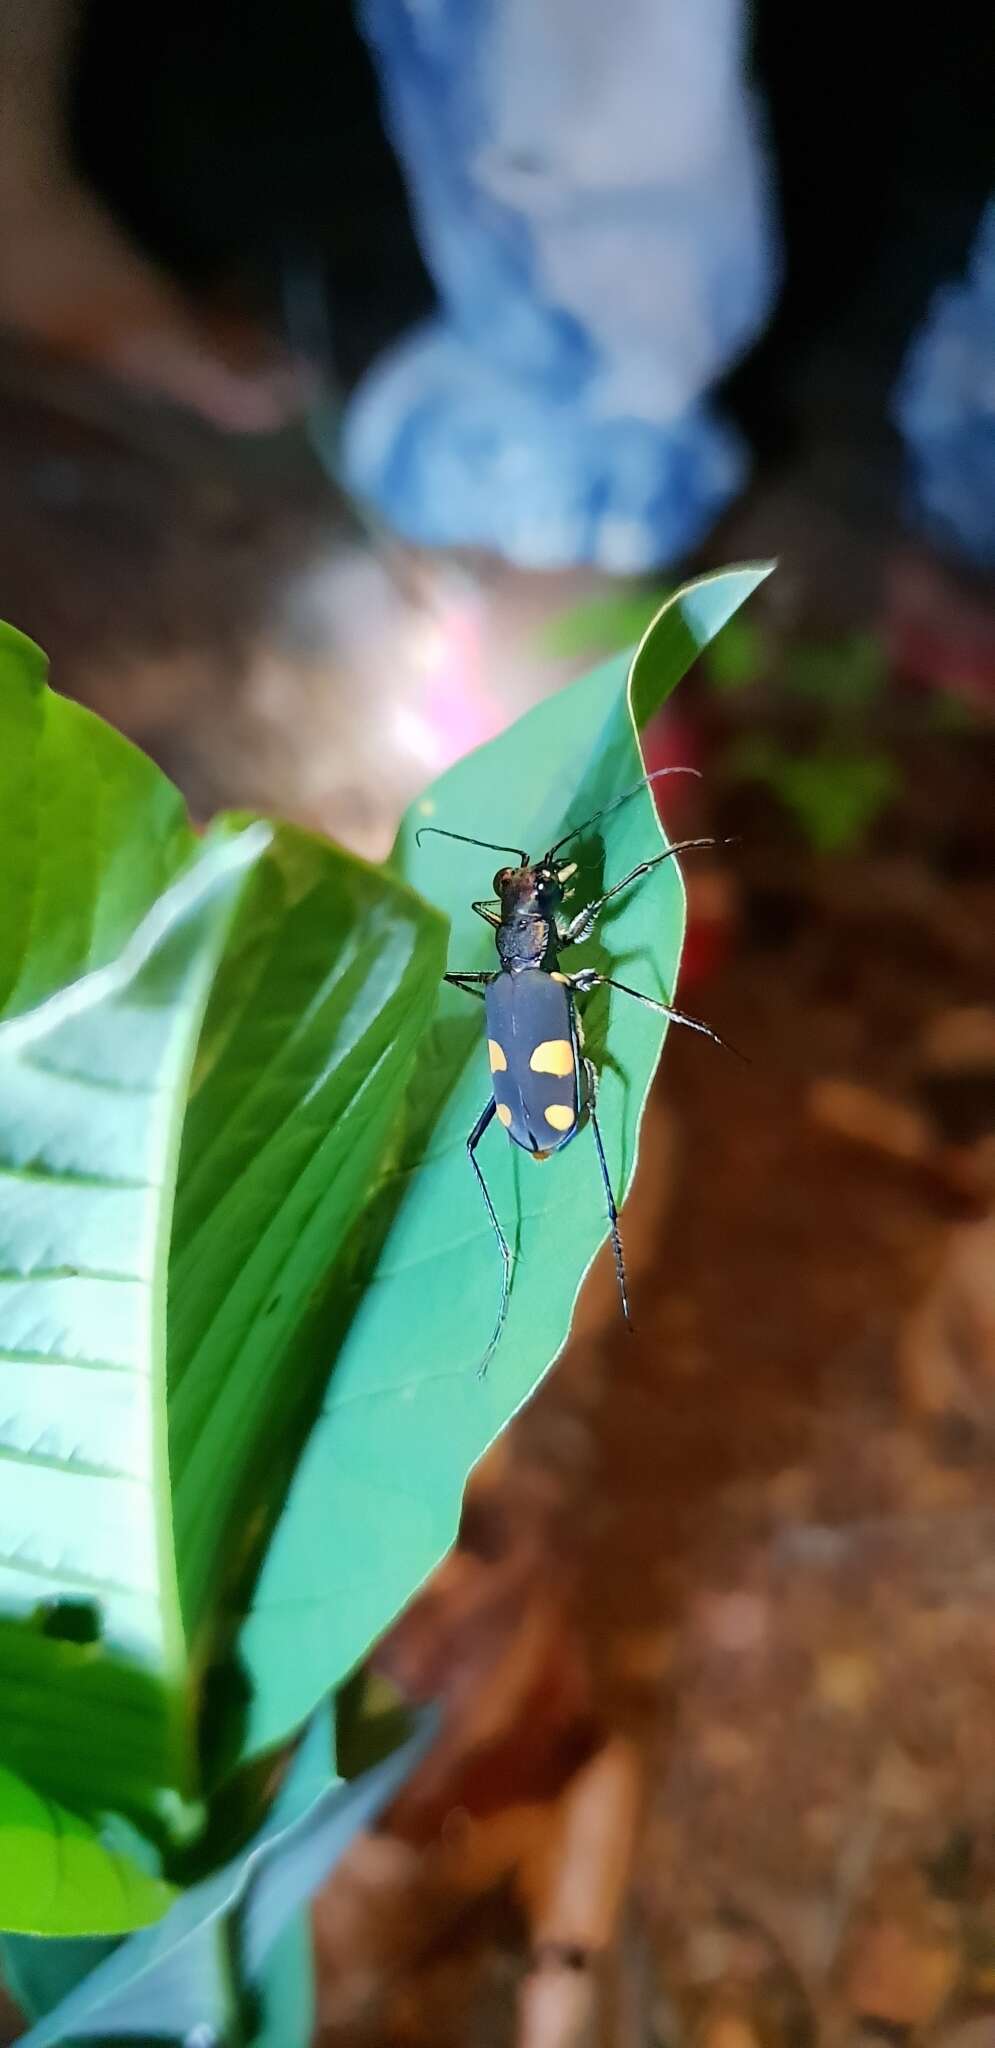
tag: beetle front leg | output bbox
[559,837,722,947]
[471,900,502,930]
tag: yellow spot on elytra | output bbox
[557,862,577,882]
[544,1103,575,1132]
[495,1102,513,1128]
[530,1038,574,1077]
[488,1039,507,1072]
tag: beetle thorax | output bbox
[497,910,551,972]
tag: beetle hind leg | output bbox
[467,1096,513,1376]
[445,970,498,1001]
[583,1058,633,1335]
[568,971,744,1060]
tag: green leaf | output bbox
[13,1702,434,2046]
[0,793,269,1888]
[238,565,773,1760]
[0,625,192,1026]
[0,629,448,1928]
[252,1908,313,2048]
[1,1930,112,2024]
[0,1769,174,1942]
[166,823,450,1672]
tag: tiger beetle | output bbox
[417,769,735,1377]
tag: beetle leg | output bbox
[445,970,498,1001]
[471,899,502,930]
[556,906,598,947]
[570,971,744,1058]
[583,1058,632,1333]
[559,837,722,947]
[467,1096,513,1377]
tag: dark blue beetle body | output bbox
[484,967,584,1158]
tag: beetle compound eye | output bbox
[493,867,513,893]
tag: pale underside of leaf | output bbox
[0,828,269,1831]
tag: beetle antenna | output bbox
[415,826,529,862]
[544,767,702,862]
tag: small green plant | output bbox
[539,591,917,856]
[718,634,898,853]
[724,735,901,853]
[0,567,769,2042]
